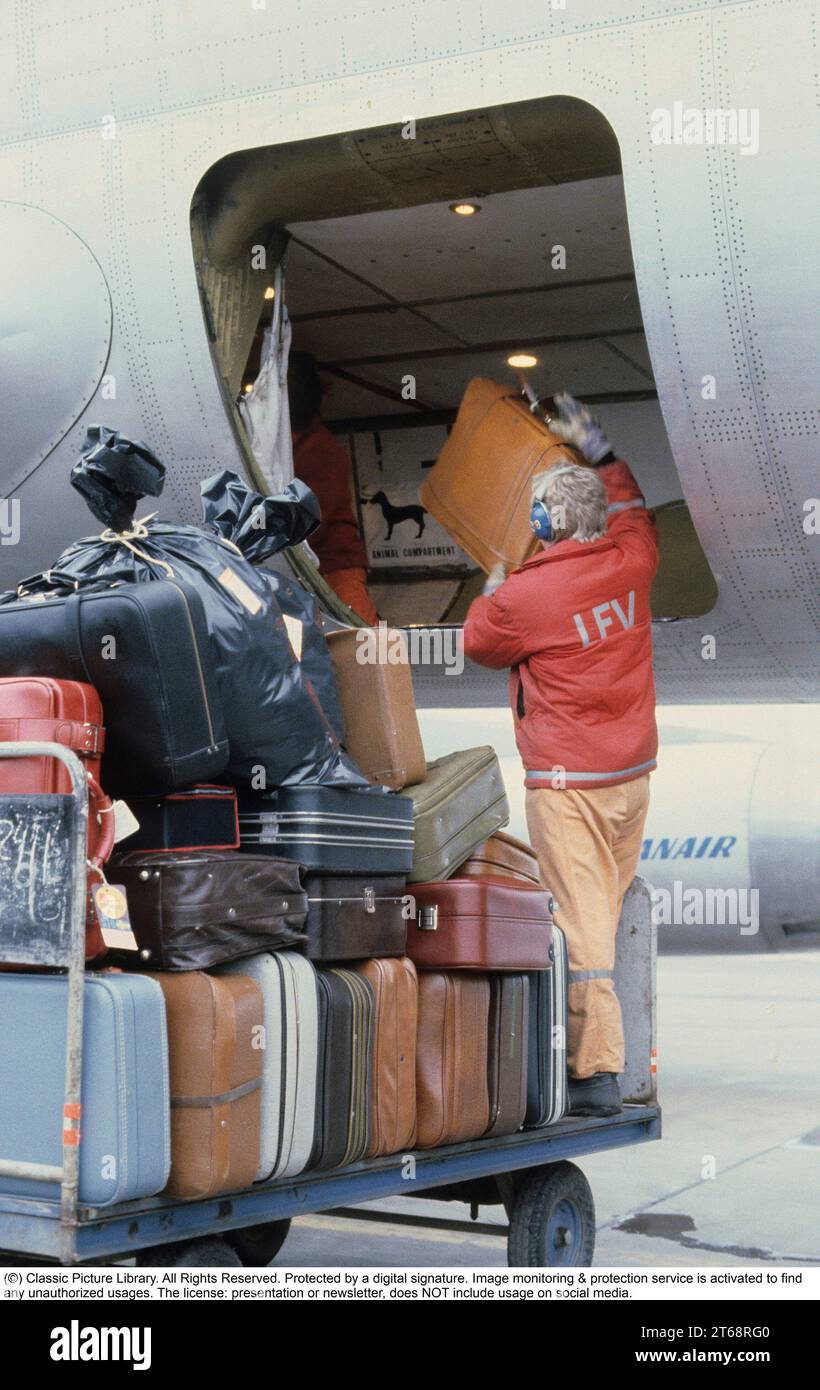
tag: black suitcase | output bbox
[0,579,228,795]
[123,785,239,852]
[309,966,374,1170]
[238,786,414,875]
[303,875,408,961]
[524,924,568,1127]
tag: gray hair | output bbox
[531,463,607,542]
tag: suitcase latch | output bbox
[418,905,438,932]
[363,887,376,914]
[81,723,103,755]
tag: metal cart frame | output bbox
[0,742,660,1267]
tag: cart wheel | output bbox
[507,1161,595,1267]
[224,1220,291,1266]
[136,1237,243,1267]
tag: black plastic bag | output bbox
[200,468,321,560]
[201,469,346,741]
[6,429,367,790]
[71,427,166,532]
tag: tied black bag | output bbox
[201,469,346,741]
[1,429,367,790]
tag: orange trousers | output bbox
[324,567,379,625]
[525,775,650,1079]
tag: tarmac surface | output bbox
[276,951,820,1268]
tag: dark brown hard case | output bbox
[303,875,407,961]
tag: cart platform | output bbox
[0,1105,660,1264]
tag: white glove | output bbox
[483,562,507,597]
[551,391,612,465]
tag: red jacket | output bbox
[463,461,659,790]
[292,420,368,572]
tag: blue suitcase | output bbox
[0,973,170,1206]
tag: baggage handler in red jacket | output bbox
[289,352,379,625]
[463,394,659,1117]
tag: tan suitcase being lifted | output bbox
[420,378,581,573]
[327,626,427,791]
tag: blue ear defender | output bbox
[529,464,577,541]
[530,498,554,540]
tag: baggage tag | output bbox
[217,566,263,615]
[92,880,139,953]
[282,614,304,661]
[112,799,141,844]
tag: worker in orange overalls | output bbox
[463,394,659,1118]
[288,352,378,625]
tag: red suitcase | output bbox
[0,677,114,959]
[407,876,553,971]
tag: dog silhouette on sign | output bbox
[363,490,427,541]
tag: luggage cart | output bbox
[0,743,660,1269]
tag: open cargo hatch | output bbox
[191,95,718,629]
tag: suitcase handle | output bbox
[87,773,115,866]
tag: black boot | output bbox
[568,1072,621,1118]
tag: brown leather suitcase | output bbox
[326,627,427,790]
[146,971,263,1199]
[486,974,530,1138]
[110,850,308,970]
[407,876,553,971]
[415,972,490,1148]
[420,378,581,573]
[355,957,418,1156]
[460,830,542,887]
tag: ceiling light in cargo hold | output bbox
[449,201,481,215]
[508,353,538,369]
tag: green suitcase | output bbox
[400,746,510,883]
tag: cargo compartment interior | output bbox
[191,95,718,628]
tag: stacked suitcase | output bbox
[0,616,568,1209]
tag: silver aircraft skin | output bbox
[0,0,818,711]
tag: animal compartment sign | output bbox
[351,426,474,574]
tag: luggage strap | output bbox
[171,1077,261,1109]
[0,718,105,755]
